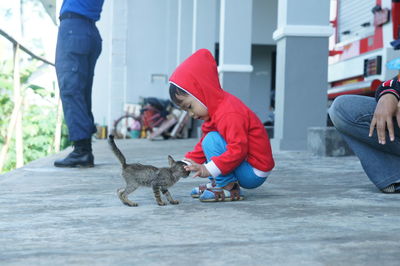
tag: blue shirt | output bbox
[60,0,105,21]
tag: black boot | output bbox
[54,139,94,168]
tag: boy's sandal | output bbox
[190,180,216,198]
[199,183,244,202]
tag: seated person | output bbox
[329,77,400,193]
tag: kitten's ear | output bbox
[168,155,175,166]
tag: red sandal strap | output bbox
[205,182,241,201]
[228,183,241,201]
[198,184,207,192]
[199,180,216,193]
[212,190,225,201]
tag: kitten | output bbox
[108,135,190,207]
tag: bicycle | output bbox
[112,97,189,140]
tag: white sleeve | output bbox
[204,160,221,178]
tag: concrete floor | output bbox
[1,138,400,265]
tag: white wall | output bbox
[93,0,278,128]
[126,0,172,103]
[92,0,112,127]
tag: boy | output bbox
[169,49,275,202]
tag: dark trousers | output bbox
[55,17,102,141]
[329,95,400,189]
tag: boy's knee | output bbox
[239,182,257,189]
[239,177,265,189]
[202,131,223,148]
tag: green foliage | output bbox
[23,104,55,162]
[29,84,54,98]
[0,58,71,174]
[0,71,13,145]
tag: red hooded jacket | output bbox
[169,49,274,175]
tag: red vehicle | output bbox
[328,0,400,100]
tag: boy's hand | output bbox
[183,158,211,178]
[369,94,400,144]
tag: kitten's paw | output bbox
[169,200,179,205]
[124,201,139,207]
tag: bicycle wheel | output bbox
[113,114,142,139]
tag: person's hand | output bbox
[369,94,400,144]
[182,158,210,178]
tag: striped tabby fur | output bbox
[108,135,190,206]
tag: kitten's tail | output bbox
[108,135,127,168]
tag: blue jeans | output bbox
[202,132,268,189]
[328,95,400,190]
[55,17,102,141]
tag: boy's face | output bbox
[176,94,209,121]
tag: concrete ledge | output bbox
[308,126,354,156]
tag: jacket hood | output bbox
[169,49,225,116]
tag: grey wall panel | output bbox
[287,0,330,25]
[126,0,171,103]
[222,72,251,106]
[250,45,275,122]
[274,36,329,150]
[252,0,277,45]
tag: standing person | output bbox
[54,0,104,167]
[329,76,400,193]
[169,49,275,202]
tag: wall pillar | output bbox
[218,0,253,105]
[111,0,128,130]
[191,0,217,53]
[272,0,332,150]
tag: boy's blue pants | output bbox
[55,17,102,141]
[202,132,268,189]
